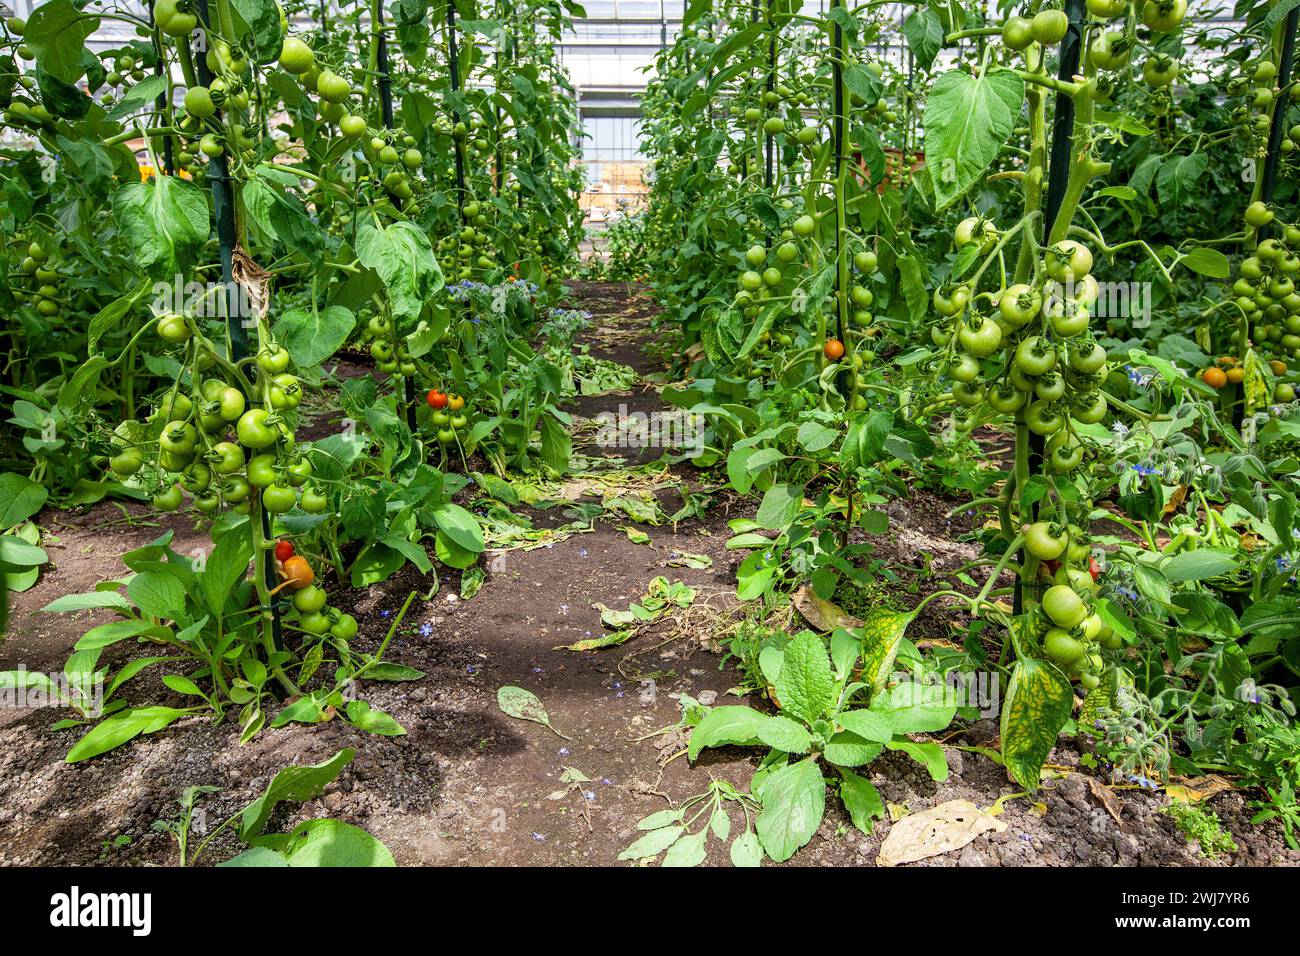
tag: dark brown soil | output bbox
[1,280,1295,868]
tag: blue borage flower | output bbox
[1124,365,1153,388]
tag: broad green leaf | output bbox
[729,829,763,867]
[756,757,825,863]
[202,521,253,617]
[345,700,407,736]
[1000,658,1073,792]
[278,819,396,867]
[774,630,835,725]
[836,708,893,743]
[856,607,917,691]
[239,748,356,839]
[619,825,685,861]
[24,0,98,83]
[432,502,485,554]
[127,571,187,621]
[1160,548,1239,583]
[273,306,356,368]
[661,828,709,867]
[355,219,444,322]
[756,715,812,754]
[1180,247,1231,279]
[873,681,956,735]
[886,740,950,781]
[66,706,190,762]
[111,176,210,278]
[923,69,1025,212]
[688,705,766,760]
[838,768,885,835]
[0,472,49,527]
[756,482,803,530]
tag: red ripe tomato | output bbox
[427,389,448,409]
[1089,557,1101,581]
[274,540,294,562]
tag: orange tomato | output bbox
[1270,360,1288,376]
[824,338,845,361]
[1202,367,1228,389]
[1226,366,1245,384]
[280,555,314,590]
[448,394,465,411]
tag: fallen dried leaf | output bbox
[878,799,1006,866]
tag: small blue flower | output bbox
[558,747,569,756]
[419,623,433,637]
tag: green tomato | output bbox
[221,475,251,504]
[299,611,331,635]
[1015,336,1057,376]
[257,344,291,374]
[285,457,313,487]
[329,613,358,640]
[210,441,245,475]
[1073,391,1108,424]
[1141,0,1186,32]
[153,484,184,511]
[1044,628,1085,667]
[315,69,351,103]
[1025,521,1067,560]
[236,408,278,449]
[279,36,316,74]
[262,483,297,514]
[299,488,328,513]
[183,85,216,119]
[246,453,278,488]
[1030,10,1068,45]
[293,585,328,613]
[792,214,815,238]
[1043,584,1088,628]
[159,421,198,455]
[1025,400,1064,436]
[957,316,1002,357]
[156,313,191,343]
[1086,0,1127,17]
[1088,31,1131,71]
[950,352,982,384]
[988,383,1026,414]
[998,284,1042,325]
[1001,16,1034,51]
[1035,372,1067,402]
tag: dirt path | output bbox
[1,281,1295,867]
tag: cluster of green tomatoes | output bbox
[108,313,328,519]
[435,197,499,282]
[1239,203,1300,395]
[10,240,61,318]
[1227,57,1300,157]
[933,221,1110,475]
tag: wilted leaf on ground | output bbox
[497,686,572,739]
[877,799,1006,866]
[792,585,864,631]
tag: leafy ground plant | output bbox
[153,748,394,867]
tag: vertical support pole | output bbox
[1016,0,1084,616]
[373,0,417,431]
[1043,0,1085,239]
[194,0,282,652]
[1259,9,1299,207]
[763,0,774,193]
[147,0,174,176]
